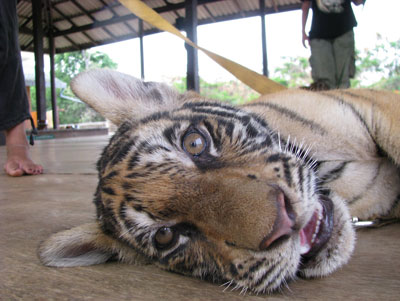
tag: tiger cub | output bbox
[39,69,400,294]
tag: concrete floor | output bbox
[1,135,399,301]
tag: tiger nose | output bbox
[259,191,295,250]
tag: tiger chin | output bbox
[39,69,400,294]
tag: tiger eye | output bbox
[183,132,206,156]
[155,227,174,248]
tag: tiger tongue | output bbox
[299,206,322,255]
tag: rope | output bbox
[119,0,287,95]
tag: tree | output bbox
[352,36,400,90]
[31,50,118,125]
[55,50,117,85]
[268,37,400,92]
[172,77,259,104]
[271,56,312,88]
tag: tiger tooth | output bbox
[311,219,321,244]
[309,205,325,245]
[311,232,317,244]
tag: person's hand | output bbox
[302,32,309,48]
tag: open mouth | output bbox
[299,195,334,260]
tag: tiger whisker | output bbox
[221,279,234,292]
[119,227,133,238]
[240,286,249,295]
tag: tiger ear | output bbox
[38,223,149,267]
[71,69,182,126]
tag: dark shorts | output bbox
[0,0,31,131]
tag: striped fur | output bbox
[39,70,400,294]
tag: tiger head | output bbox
[39,69,355,294]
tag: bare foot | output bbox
[4,145,43,176]
[4,121,43,177]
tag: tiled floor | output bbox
[0,136,399,300]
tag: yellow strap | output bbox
[119,0,286,94]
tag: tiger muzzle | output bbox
[184,170,297,251]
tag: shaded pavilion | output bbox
[17,0,302,130]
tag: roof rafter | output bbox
[98,0,139,36]
[51,4,100,46]
[70,0,118,42]
[52,0,226,38]
[18,0,302,54]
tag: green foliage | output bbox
[33,37,399,126]
[55,50,117,85]
[172,77,259,105]
[30,86,52,112]
[271,56,312,88]
[32,50,118,125]
[352,36,400,91]
[268,36,400,92]
[30,86,105,124]
[57,97,105,124]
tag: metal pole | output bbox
[47,0,59,129]
[185,0,199,92]
[260,0,269,77]
[139,19,145,80]
[32,0,47,129]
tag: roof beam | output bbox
[98,0,139,36]
[20,15,33,28]
[70,0,119,42]
[51,1,121,23]
[52,0,226,38]
[203,4,216,22]
[55,30,151,53]
[19,0,302,54]
[232,0,245,18]
[51,4,99,46]
[19,26,33,35]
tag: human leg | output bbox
[333,30,355,88]
[309,38,336,89]
[0,0,43,176]
[4,122,43,176]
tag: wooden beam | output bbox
[98,0,139,36]
[185,0,199,92]
[21,38,34,51]
[70,0,118,42]
[203,4,216,22]
[22,0,301,54]
[232,0,245,18]
[54,30,155,53]
[52,0,226,38]
[52,13,134,38]
[163,0,181,19]
[20,15,33,29]
[19,26,33,35]
[51,5,99,46]
[32,0,47,129]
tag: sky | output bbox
[23,0,400,84]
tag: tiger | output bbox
[38,69,400,294]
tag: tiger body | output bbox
[250,89,400,221]
[39,70,400,294]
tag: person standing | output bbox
[301,0,365,90]
[0,0,43,176]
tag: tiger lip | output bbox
[300,195,334,261]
